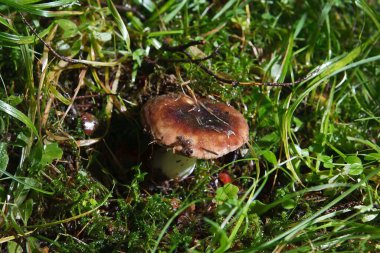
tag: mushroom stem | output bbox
[152,148,197,180]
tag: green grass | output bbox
[1,0,380,252]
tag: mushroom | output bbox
[141,93,249,180]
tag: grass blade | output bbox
[212,0,238,21]
[0,0,82,17]
[240,168,380,252]
[163,0,187,23]
[106,0,130,51]
[355,0,380,31]
[0,100,38,137]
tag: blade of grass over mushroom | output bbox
[106,0,130,51]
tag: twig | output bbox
[75,93,117,100]
[20,13,90,66]
[60,68,88,124]
[181,51,239,85]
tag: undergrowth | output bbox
[0,0,379,252]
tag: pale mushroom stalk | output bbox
[151,148,197,180]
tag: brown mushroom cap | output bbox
[141,93,249,159]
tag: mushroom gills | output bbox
[152,148,197,180]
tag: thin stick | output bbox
[60,68,88,124]
[20,13,90,66]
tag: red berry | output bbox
[219,172,232,184]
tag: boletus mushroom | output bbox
[141,93,249,180]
